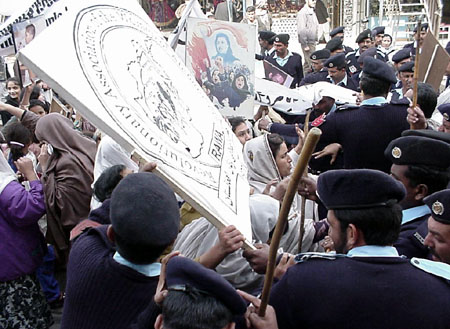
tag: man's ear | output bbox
[415,184,428,201]
[154,314,164,329]
[346,223,361,249]
[106,225,115,243]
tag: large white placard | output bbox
[19,0,253,247]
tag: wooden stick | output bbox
[258,127,322,316]
[411,20,421,129]
[298,110,312,253]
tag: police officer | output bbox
[403,23,429,56]
[329,26,353,53]
[314,57,410,173]
[266,34,304,88]
[269,169,450,329]
[299,48,330,86]
[323,53,358,91]
[438,103,450,133]
[258,30,276,57]
[390,62,414,101]
[384,136,450,259]
[346,28,372,75]
[350,47,382,90]
[424,189,450,264]
[371,26,385,47]
[391,48,413,89]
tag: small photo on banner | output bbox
[186,17,255,118]
[263,59,293,87]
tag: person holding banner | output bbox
[269,169,450,329]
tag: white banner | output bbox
[19,0,253,247]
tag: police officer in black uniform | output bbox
[323,53,358,91]
[329,26,353,53]
[384,136,450,259]
[268,169,450,329]
[299,49,330,86]
[325,37,345,56]
[346,29,372,75]
[403,23,429,56]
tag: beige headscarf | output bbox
[35,113,96,251]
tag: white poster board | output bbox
[19,0,253,248]
[186,17,255,118]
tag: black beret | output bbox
[356,29,372,43]
[392,48,412,63]
[357,47,378,64]
[385,136,450,169]
[413,22,429,32]
[259,30,276,41]
[329,26,345,38]
[274,33,289,44]
[438,103,450,121]
[402,129,450,144]
[424,189,450,225]
[398,61,414,73]
[324,53,346,69]
[310,48,331,60]
[110,173,180,256]
[371,26,385,37]
[325,37,344,52]
[362,57,397,84]
[166,256,247,315]
[317,169,406,210]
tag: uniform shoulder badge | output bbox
[410,258,450,281]
[311,113,326,127]
[349,65,357,73]
[294,252,345,263]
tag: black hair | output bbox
[334,201,402,245]
[404,165,450,196]
[360,72,391,97]
[246,5,255,12]
[25,24,36,38]
[6,77,22,90]
[93,164,126,202]
[29,99,50,114]
[417,82,437,119]
[161,290,233,329]
[228,117,246,132]
[267,133,285,158]
[4,122,32,161]
[29,85,42,101]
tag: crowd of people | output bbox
[1,1,450,329]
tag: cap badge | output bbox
[275,37,280,42]
[432,201,444,216]
[312,55,316,59]
[329,63,334,67]
[443,113,449,121]
[392,147,402,159]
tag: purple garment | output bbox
[0,180,46,282]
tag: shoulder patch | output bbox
[411,258,450,281]
[294,252,345,263]
[311,113,326,127]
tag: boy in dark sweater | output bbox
[61,172,180,329]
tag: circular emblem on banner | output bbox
[392,147,402,159]
[432,201,444,216]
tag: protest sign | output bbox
[254,79,357,115]
[19,0,253,248]
[263,60,293,87]
[0,0,66,56]
[418,32,450,91]
[186,17,255,118]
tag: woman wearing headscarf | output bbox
[227,73,251,108]
[0,154,53,328]
[243,133,318,254]
[211,33,239,67]
[0,103,96,256]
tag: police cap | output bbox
[166,256,247,315]
[356,29,372,43]
[357,47,378,64]
[362,57,397,84]
[274,33,289,44]
[311,48,331,60]
[324,53,346,69]
[398,61,414,73]
[392,48,412,63]
[438,103,450,122]
[259,30,276,42]
[317,169,406,210]
[413,22,429,33]
[402,129,450,144]
[371,26,385,37]
[329,26,345,38]
[424,189,450,225]
[326,37,344,52]
[385,136,450,168]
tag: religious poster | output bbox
[186,17,255,118]
[263,60,293,87]
[19,0,253,247]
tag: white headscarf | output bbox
[0,152,17,195]
[90,135,139,209]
